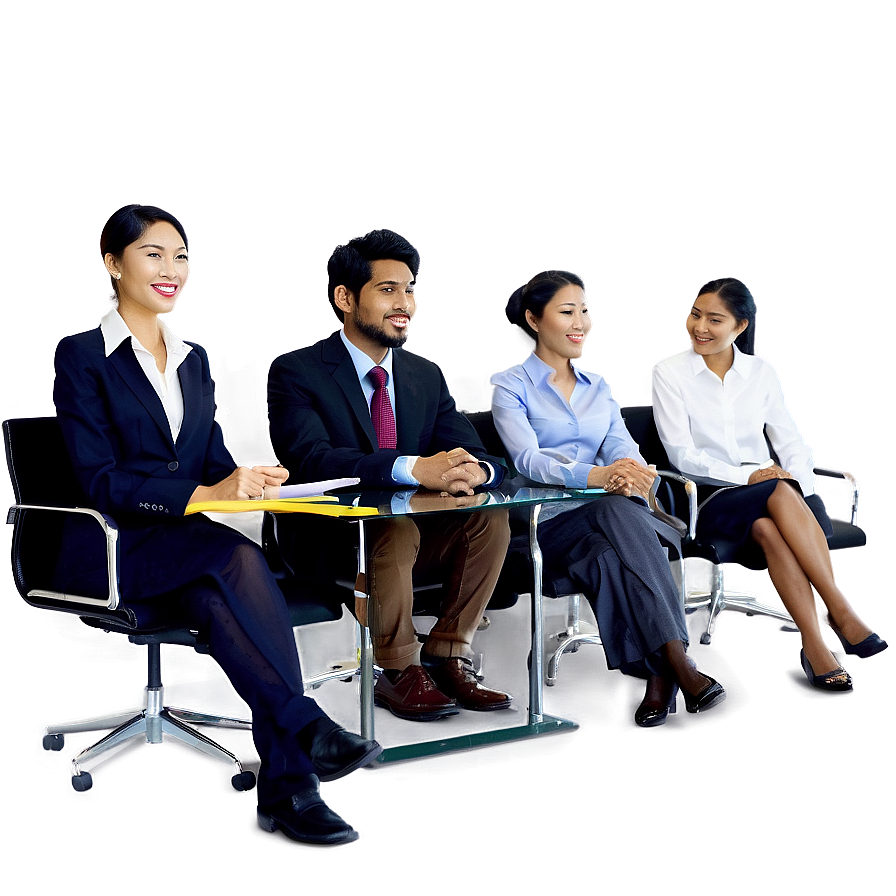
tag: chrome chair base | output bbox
[546,593,603,686]
[684,563,797,645]
[44,682,255,793]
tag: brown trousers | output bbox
[364,509,510,669]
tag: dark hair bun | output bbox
[505,286,527,326]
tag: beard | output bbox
[352,311,408,349]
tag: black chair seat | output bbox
[829,518,866,551]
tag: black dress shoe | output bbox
[635,703,669,728]
[299,717,382,782]
[257,777,358,845]
[827,614,888,658]
[635,685,678,728]
[682,675,726,713]
[800,650,852,694]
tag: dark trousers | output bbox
[538,495,688,677]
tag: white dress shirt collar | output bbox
[100,309,192,441]
[100,308,192,366]
[686,343,754,380]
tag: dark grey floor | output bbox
[6,540,892,895]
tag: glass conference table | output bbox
[288,479,604,763]
[269,482,607,764]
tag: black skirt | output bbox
[696,480,833,570]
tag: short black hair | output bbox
[505,270,585,341]
[100,204,189,298]
[327,229,420,321]
[697,277,756,355]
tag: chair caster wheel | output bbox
[700,633,712,645]
[231,771,256,792]
[43,733,64,751]
[72,772,93,792]
[546,679,556,687]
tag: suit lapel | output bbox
[322,332,378,450]
[107,342,175,448]
[175,349,201,448]
[393,350,422,450]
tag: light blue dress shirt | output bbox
[490,353,644,488]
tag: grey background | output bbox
[0,0,894,893]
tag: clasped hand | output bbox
[412,447,487,496]
[589,458,656,499]
[191,465,289,504]
[747,464,792,485]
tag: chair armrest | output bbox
[7,503,122,611]
[654,471,698,540]
[813,468,860,526]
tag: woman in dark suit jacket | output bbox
[52,204,380,845]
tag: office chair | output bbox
[4,417,344,792]
[619,406,866,644]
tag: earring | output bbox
[113,273,121,280]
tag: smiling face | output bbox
[337,258,416,361]
[527,283,591,368]
[687,291,748,367]
[105,220,189,319]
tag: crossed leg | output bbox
[750,481,872,674]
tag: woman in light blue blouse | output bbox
[491,270,725,726]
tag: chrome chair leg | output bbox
[46,709,142,737]
[300,660,362,690]
[159,709,248,770]
[68,712,147,778]
[691,564,797,645]
[545,593,602,686]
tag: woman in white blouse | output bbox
[492,271,725,726]
[652,277,886,692]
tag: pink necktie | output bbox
[368,366,397,450]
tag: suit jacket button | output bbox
[168,461,179,471]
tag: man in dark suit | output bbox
[268,229,512,721]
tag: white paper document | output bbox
[277,478,361,499]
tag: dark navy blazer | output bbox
[267,331,505,489]
[54,327,235,521]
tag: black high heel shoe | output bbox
[682,675,726,713]
[635,685,678,728]
[827,614,888,658]
[800,649,853,692]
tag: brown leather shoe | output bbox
[429,658,513,711]
[373,665,459,721]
